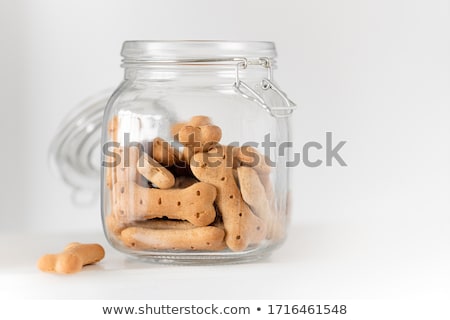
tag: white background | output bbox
[0,0,449,305]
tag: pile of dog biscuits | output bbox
[106,115,278,252]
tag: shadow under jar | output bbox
[101,40,296,264]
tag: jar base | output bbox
[114,241,283,266]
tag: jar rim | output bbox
[121,40,276,62]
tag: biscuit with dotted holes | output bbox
[190,146,266,251]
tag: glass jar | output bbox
[54,40,296,264]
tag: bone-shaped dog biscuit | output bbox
[171,115,212,136]
[107,146,143,186]
[190,146,266,251]
[235,146,272,175]
[179,125,222,164]
[113,181,217,227]
[106,214,196,236]
[237,166,271,222]
[178,125,222,150]
[37,243,105,274]
[152,137,179,167]
[121,226,226,251]
[237,166,283,240]
[137,153,175,189]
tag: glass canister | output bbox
[100,41,296,263]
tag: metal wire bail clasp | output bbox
[232,57,296,118]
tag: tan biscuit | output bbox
[106,214,195,236]
[171,123,185,137]
[179,125,222,151]
[105,116,120,189]
[190,146,266,251]
[105,152,115,190]
[108,116,119,142]
[108,146,142,184]
[237,166,283,240]
[152,137,178,167]
[189,115,213,127]
[237,166,271,222]
[171,115,212,136]
[108,146,151,196]
[152,137,190,176]
[137,153,175,189]
[181,146,195,164]
[235,146,272,175]
[179,125,222,164]
[258,172,275,202]
[184,143,238,168]
[37,243,105,274]
[232,168,239,188]
[121,226,226,251]
[107,146,135,189]
[139,219,196,230]
[105,213,127,236]
[209,144,240,168]
[113,181,217,227]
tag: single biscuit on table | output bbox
[121,226,226,251]
[37,243,105,274]
[190,146,266,251]
[137,152,175,189]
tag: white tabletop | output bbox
[1,219,449,300]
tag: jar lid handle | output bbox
[233,57,297,118]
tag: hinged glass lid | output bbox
[48,90,111,204]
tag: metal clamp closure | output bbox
[123,56,296,117]
[232,57,296,118]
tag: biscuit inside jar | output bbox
[106,115,275,252]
